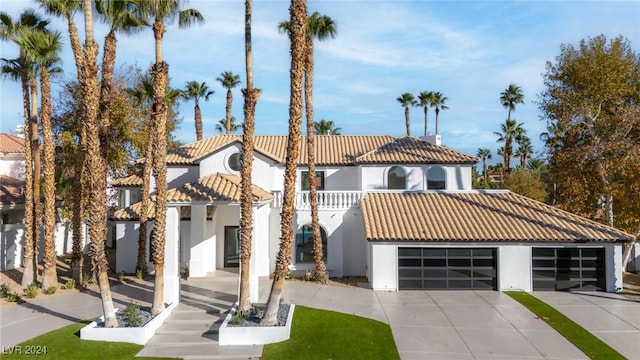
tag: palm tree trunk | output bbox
[261,0,306,326]
[29,77,41,281]
[151,61,169,316]
[238,0,262,312]
[435,108,440,135]
[137,119,154,273]
[99,30,117,138]
[194,104,203,141]
[404,106,410,137]
[153,17,163,64]
[482,160,488,187]
[305,38,328,283]
[83,0,117,327]
[66,15,84,76]
[41,68,58,289]
[423,107,428,136]
[20,52,36,288]
[225,89,232,134]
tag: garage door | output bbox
[398,248,497,290]
[532,248,606,291]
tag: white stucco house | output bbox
[111,134,633,303]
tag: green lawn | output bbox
[0,321,177,360]
[506,291,625,360]
[262,306,399,360]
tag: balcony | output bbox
[271,191,364,210]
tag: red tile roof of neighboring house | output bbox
[0,134,25,154]
[361,191,633,242]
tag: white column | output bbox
[164,206,180,305]
[606,244,623,292]
[497,246,532,292]
[189,205,208,277]
[249,206,259,303]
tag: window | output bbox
[295,224,327,263]
[130,189,142,205]
[427,166,446,190]
[387,166,406,189]
[227,152,241,172]
[301,171,325,191]
[118,191,126,209]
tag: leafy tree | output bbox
[238,0,262,312]
[217,71,241,135]
[262,0,306,326]
[430,91,448,135]
[180,81,213,141]
[397,92,416,137]
[416,90,434,136]
[476,148,491,188]
[494,119,524,172]
[538,35,640,264]
[503,168,548,202]
[313,119,341,135]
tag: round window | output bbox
[228,153,241,172]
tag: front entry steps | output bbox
[136,303,263,360]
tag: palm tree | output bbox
[80,0,117,327]
[417,90,434,136]
[180,81,214,141]
[37,0,85,284]
[397,92,416,137]
[1,9,49,287]
[237,0,262,312]
[136,0,203,316]
[262,0,306,326]
[313,119,341,135]
[515,135,533,168]
[20,27,63,289]
[494,118,524,172]
[215,117,242,134]
[216,71,241,135]
[430,91,448,135]
[279,11,336,283]
[476,148,491,187]
[500,83,524,122]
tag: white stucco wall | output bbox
[0,156,25,179]
[115,221,152,273]
[292,209,345,277]
[166,166,199,190]
[1,224,23,271]
[606,244,624,292]
[214,205,240,271]
[164,206,180,305]
[342,207,367,276]
[359,164,473,191]
[498,245,532,292]
[296,166,360,191]
[370,243,398,290]
[254,204,271,276]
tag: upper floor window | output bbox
[227,152,241,172]
[301,171,325,191]
[427,166,446,190]
[387,166,406,189]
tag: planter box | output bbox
[80,302,177,345]
[219,303,295,345]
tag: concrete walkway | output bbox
[2,272,639,360]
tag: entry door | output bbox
[224,226,240,268]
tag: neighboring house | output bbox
[0,132,81,271]
[111,134,633,303]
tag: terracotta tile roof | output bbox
[0,134,25,154]
[361,191,633,242]
[0,175,25,206]
[166,173,273,203]
[162,135,476,166]
[111,174,143,187]
[111,173,272,220]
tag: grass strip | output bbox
[506,291,625,360]
[0,321,178,360]
[262,305,399,360]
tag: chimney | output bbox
[419,134,441,146]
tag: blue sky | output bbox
[1,1,639,164]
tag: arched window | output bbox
[427,166,446,190]
[387,166,406,189]
[295,225,327,263]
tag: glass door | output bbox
[224,226,240,268]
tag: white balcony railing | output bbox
[271,191,364,210]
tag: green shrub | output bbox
[62,279,76,289]
[136,268,144,280]
[123,301,144,327]
[230,311,247,325]
[0,283,10,298]
[81,272,91,288]
[44,286,57,295]
[303,269,312,281]
[25,283,39,298]
[5,292,20,302]
[118,272,125,283]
